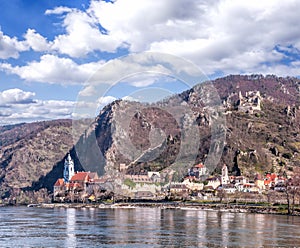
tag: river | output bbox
[0,206,299,247]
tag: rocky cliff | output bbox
[1,74,300,199]
[73,74,300,182]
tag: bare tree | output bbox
[284,170,300,215]
[218,189,227,203]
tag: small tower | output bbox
[221,164,230,185]
[63,153,75,183]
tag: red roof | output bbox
[194,163,204,168]
[54,178,65,187]
[264,179,271,186]
[65,182,81,190]
[265,173,277,181]
[70,172,90,182]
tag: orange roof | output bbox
[264,179,272,185]
[65,182,82,190]
[265,173,277,181]
[54,178,65,187]
[70,172,90,182]
[194,163,204,168]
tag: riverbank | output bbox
[32,201,300,216]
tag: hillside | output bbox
[75,74,300,181]
[0,120,74,198]
[1,74,300,201]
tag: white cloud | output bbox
[122,96,137,102]
[97,95,116,106]
[48,8,121,57]
[0,54,104,85]
[0,30,28,59]
[45,6,73,15]
[0,93,77,124]
[24,29,51,52]
[2,0,300,85]
[86,0,300,76]
[0,88,35,105]
[78,54,173,96]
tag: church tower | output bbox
[221,164,230,185]
[63,153,75,182]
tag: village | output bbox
[52,89,300,205]
[53,153,292,204]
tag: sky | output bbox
[1,0,300,125]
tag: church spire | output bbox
[63,153,75,182]
[221,164,230,185]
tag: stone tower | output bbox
[63,153,75,183]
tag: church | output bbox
[63,153,75,183]
[53,153,100,202]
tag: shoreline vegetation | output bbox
[21,200,300,216]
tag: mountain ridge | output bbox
[1,74,300,201]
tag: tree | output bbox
[284,169,300,215]
[217,189,227,203]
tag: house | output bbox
[189,163,207,178]
[69,172,91,192]
[119,163,129,172]
[244,183,259,193]
[236,183,244,192]
[235,178,258,192]
[235,176,249,185]
[255,178,265,191]
[65,182,81,192]
[264,173,278,189]
[206,177,221,189]
[182,178,204,191]
[219,184,236,194]
[148,172,161,183]
[277,176,286,184]
[125,174,152,183]
[202,185,215,196]
[274,183,285,192]
[169,183,190,194]
[124,172,161,184]
[53,178,65,199]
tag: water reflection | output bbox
[0,207,300,247]
[65,208,76,248]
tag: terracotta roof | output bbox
[70,172,90,182]
[65,182,81,189]
[194,163,204,168]
[54,178,65,187]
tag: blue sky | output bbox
[0,0,300,124]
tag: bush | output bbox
[282,153,293,159]
[123,178,136,188]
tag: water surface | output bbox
[0,206,299,247]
